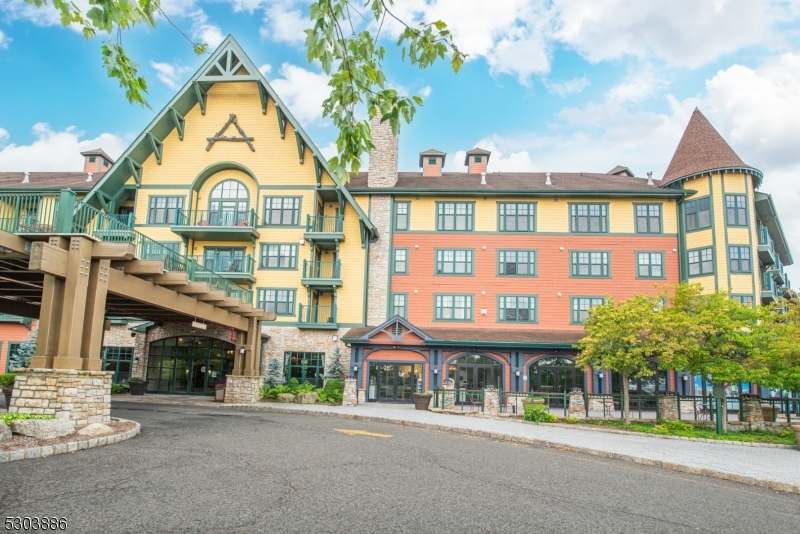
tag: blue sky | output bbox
[1,0,800,279]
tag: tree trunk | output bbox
[622,370,630,425]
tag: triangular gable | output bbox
[360,315,432,343]
[83,35,376,237]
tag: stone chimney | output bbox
[419,149,446,177]
[80,149,114,174]
[465,148,491,174]
[368,116,398,188]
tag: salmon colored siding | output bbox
[422,160,443,177]
[362,349,429,390]
[390,233,679,330]
[0,322,36,373]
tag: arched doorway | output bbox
[208,179,249,226]
[610,360,667,395]
[145,336,235,394]
[448,354,503,390]
[529,356,584,393]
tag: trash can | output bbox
[215,383,226,402]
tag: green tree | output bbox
[747,298,800,394]
[9,327,38,370]
[25,0,464,183]
[652,284,761,430]
[576,294,662,425]
[264,356,285,388]
[325,343,346,381]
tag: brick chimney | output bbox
[419,149,446,177]
[368,117,398,188]
[80,149,114,174]
[465,148,491,174]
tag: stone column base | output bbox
[342,379,357,406]
[568,391,586,419]
[9,369,112,426]
[658,395,679,421]
[224,376,262,404]
[357,389,366,404]
[484,387,499,416]
[741,397,764,423]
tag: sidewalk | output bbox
[225,401,800,494]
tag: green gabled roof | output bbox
[83,35,376,237]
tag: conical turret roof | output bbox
[662,109,753,186]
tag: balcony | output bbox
[297,304,337,329]
[94,213,136,241]
[304,215,344,249]
[301,260,342,290]
[171,209,260,241]
[782,273,792,297]
[761,271,777,304]
[758,226,776,266]
[769,255,786,287]
[188,254,256,283]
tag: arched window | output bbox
[447,354,503,390]
[529,355,584,393]
[208,180,249,225]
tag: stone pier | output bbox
[657,394,680,421]
[484,387,499,416]
[224,376,261,404]
[9,369,112,426]
[568,390,586,419]
[741,396,764,423]
[342,378,357,406]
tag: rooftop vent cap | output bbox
[545,172,552,186]
[647,171,654,186]
[480,172,486,185]
[22,172,30,184]
[86,172,94,182]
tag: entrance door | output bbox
[369,363,422,402]
[456,365,498,389]
[190,360,207,393]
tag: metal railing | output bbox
[499,391,570,416]
[297,304,336,324]
[305,215,343,233]
[0,190,251,303]
[432,388,485,412]
[759,226,774,250]
[174,208,258,228]
[302,260,341,279]
[187,254,255,275]
[763,271,777,295]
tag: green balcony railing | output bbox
[0,193,60,234]
[302,260,341,279]
[174,209,259,227]
[298,304,336,325]
[305,215,343,233]
[188,254,255,275]
[762,271,777,295]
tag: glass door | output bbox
[396,365,414,401]
[369,363,422,402]
[174,358,190,392]
[190,359,207,393]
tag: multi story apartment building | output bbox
[0,36,793,400]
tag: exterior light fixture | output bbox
[353,366,358,372]
[599,372,604,379]
[433,369,438,374]
[557,292,562,297]
[332,335,338,342]
[515,370,520,376]
[299,239,306,245]
[239,347,245,354]
[414,289,419,294]
[682,375,689,381]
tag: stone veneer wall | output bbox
[100,323,149,379]
[368,116,399,188]
[9,369,112,426]
[224,376,261,404]
[366,194,392,326]
[260,326,351,380]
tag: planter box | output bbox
[129,381,148,396]
[761,405,780,423]
[412,394,433,411]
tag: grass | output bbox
[0,413,56,425]
[577,419,797,445]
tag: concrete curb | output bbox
[229,404,800,494]
[0,418,140,463]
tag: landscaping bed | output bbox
[571,419,797,445]
[0,420,137,452]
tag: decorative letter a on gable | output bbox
[206,114,255,151]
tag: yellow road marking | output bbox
[334,429,393,438]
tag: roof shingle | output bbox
[342,326,584,345]
[0,172,104,191]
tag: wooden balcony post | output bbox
[52,236,93,370]
[80,259,111,370]
[30,237,67,369]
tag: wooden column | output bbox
[30,237,67,369]
[243,317,261,375]
[52,237,93,370]
[81,259,111,371]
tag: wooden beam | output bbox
[174,282,209,295]
[80,259,110,370]
[53,237,93,370]
[92,241,135,260]
[0,297,40,319]
[149,272,189,286]
[31,237,67,368]
[0,230,31,255]
[241,311,265,318]
[110,260,164,276]
[216,297,241,309]
[196,290,227,303]
[263,311,277,322]
[28,242,68,278]
[231,303,254,314]
[107,268,248,331]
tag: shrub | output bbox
[262,384,291,399]
[317,379,343,404]
[0,374,15,388]
[111,383,130,394]
[523,403,558,423]
[565,416,578,424]
[128,376,144,382]
[0,413,55,425]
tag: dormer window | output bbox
[474,156,482,163]
[103,160,109,168]
[428,157,436,165]
[419,149,446,177]
[464,148,491,173]
[89,156,96,163]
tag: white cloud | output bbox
[0,123,130,172]
[150,61,191,90]
[190,9,225,48]
[543,76,590,97]
[318,142,337,161]
[0,128,9,143]
[419,86,432,98]
[0,29,11,49]
[269,63,331,126]
[607,68,665,103]
[158,0,198,17]
[259,64,272,75]
[260,1,309,44]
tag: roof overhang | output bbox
[755,192,793,265]
[661,167,763,189]
[347,188,693,198]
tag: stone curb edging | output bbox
[228,404,800,494]
[0,418,141,463]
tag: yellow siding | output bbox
[692,275,716,294]
[747,174,762,294]
[727,228,751,244]
[711,172,727,292]
[731,275,754,294]
[724,172,748,194]
[687,229,713,249]
[684,175,711,198]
